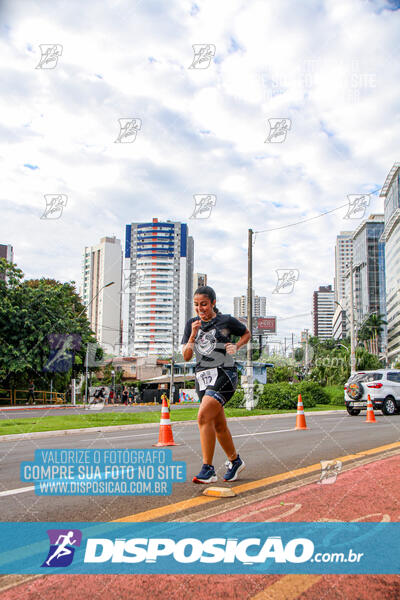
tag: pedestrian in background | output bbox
[122,386,129,405]
[108,389,114,405]
[26,381,35,405]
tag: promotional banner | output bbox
[0,522,397,575]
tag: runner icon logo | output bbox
[41,529,82,568]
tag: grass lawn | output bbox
[0,404,345,436]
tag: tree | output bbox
[355,347,383,370]
[358,313,387,354]
[0,260,97,391]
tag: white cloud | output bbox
[1,0,399,346]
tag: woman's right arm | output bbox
[182,319,201,361]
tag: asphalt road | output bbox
[1,411,400,522]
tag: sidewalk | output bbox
[1,451,399,599]
[0,405,69,411]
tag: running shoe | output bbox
[223,455,245,481]
[192,464,217,484]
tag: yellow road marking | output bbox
[114,440,400,522]
[250,575,322,600]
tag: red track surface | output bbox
[2,454,400,600]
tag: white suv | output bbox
[344,369,400,416]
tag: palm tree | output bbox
[358,313,387,355]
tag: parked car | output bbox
[344,369,400,416]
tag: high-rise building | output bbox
[121,218,194,356]
[233,291,266,318]
[313,285,335,339]
[0,244,14,281]
[332,303,347,340]
[351,215,386,351]
[193,272,207,290]
[334,232,353,305]
[380,162,400,363]
[192,273,207,316]
[81,236,122,352]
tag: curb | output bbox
[0,410,346,442]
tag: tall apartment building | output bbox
[193,272,207,290]
[0,244,14,281]
[380,162,400,363]
[351,215,386,350]
[192,273,207,316]
[233,292,266,319]
[121,218,194,356]
[81,236,122,352]
[313,285,335,339]
[334,232,353,305]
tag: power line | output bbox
[254,203,349,234]
[254,187,382,235]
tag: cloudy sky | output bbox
[1,0,400,346]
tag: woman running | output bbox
[181,285,251,483]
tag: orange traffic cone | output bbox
[365,394,376,423]
[295,394,308,430]
[153,395,180,446]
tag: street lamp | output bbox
[82,281,115,405]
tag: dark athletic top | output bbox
[181,312,247,371]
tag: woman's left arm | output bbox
[225,328,251,354]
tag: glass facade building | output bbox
[351,215,386,352]
[380,163,400,363]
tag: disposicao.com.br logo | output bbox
[82,536,362,565]
[37,529,365,573]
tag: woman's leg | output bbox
[214,405,237,461]
[197,395,223,465]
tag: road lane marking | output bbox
[233,428,295,438]
[0,485,34,497]
[114,440,400,522]
[250,575,322,599]
[79,432,159,442]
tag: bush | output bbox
[296,381,329,405]
[229,388,245,408]
[258,383,298,410]
[324,384,345,405]
[228,382,332,410]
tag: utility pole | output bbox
[169,332,175,404]
[245,229,254,409]
[81,281,115,405]
[304,328,309,373]
[84,345,89,404]
[349,259,356,375]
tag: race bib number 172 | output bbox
[196,368,218,391]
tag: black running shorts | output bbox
[194,366,238,407]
